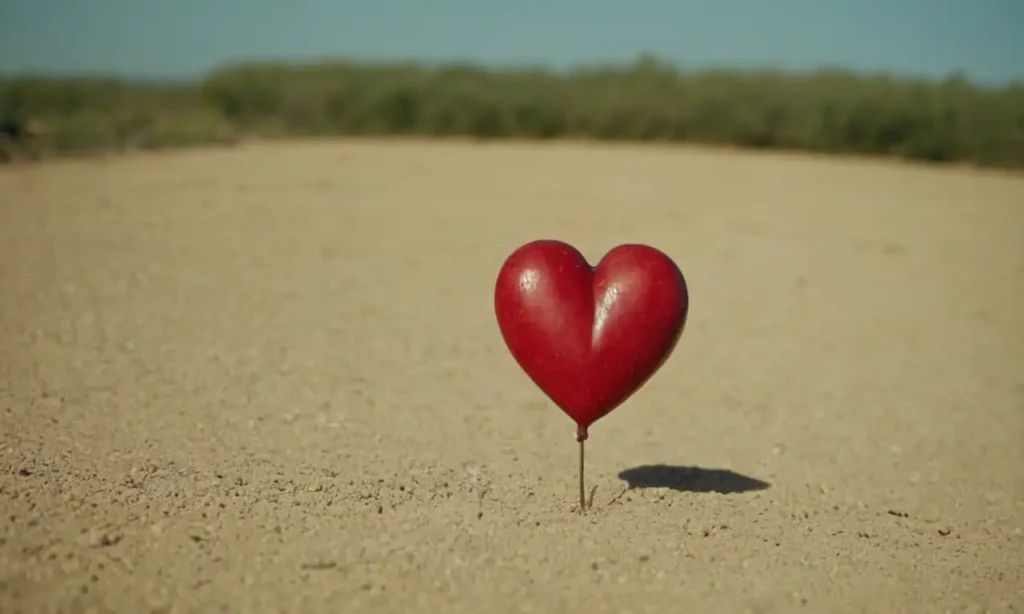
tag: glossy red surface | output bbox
[494,240,689,441]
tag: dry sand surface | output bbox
[1,139,1022,613]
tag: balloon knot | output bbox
[575,425,589,442]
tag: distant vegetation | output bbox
[2,56,1022,168]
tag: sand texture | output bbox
[1,139,1022,613]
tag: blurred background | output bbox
[0,0,1022,167]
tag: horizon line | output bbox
[1,53,1021,89]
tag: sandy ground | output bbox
[0,139,1022,613]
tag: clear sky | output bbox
[1,0,1021,85]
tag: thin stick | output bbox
[576,424,589,514]
[579,439,586,514]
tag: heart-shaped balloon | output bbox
[494,240,689,441]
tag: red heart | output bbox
[494,240,689,441]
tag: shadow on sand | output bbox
[617,464,771,494]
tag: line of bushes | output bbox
[2,56,1022,168]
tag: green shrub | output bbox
[1,57,1022,168]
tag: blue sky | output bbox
[1,0,1021,84]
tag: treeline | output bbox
[2,56,1023,168]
